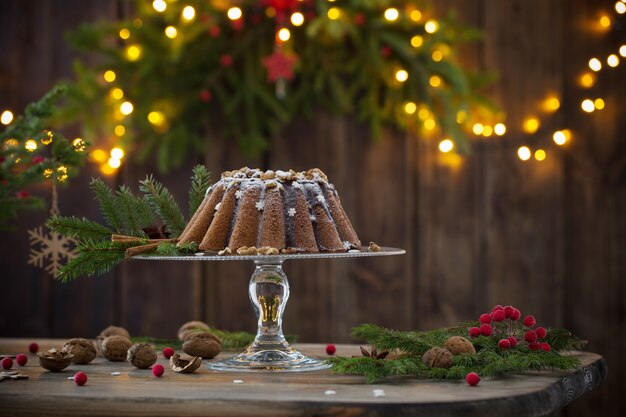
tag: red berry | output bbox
[162,347,175,359]
[199,90,212,102]
[504,305,515,318]
[507,336,518,347]
[209,26,220,37]
[33,156,44,164]
[74,371,88,386]
[528,342,540,351]
[16,354,28,366]
[231,18,244,31]
[539,343,551,352]
[479,323,492,337]
[28,342,39,353]
[491,309,506,322]
[525,330,538,343]
[353,13,366,26]
[491,305,504,313]
[523,315,536,327]
[510,308,521,321]
[220,54,233,67]
[380,47,392,57]
[16,191,30,199]
[152,364,165,377]
[479,313,492,324]
[498,339,511,349]
[1,357,13,370]
[535,327,547,339]
[468,327,481,338]
[325,344,336,355]
[465,372,480,386]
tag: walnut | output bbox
[100,325,130,339]
[37,348,73,372]
[444,336,476,355]
[261,170,276,180]
[62,338,97,364]
[306,168,328,181]
[218,247,232,256]
[182,332,222,358]
[422,347,454,369]
[265,180,278,189]
[169,353,202,373]
[237,246,258,255]
[368,242,381,252]
[258,246,279,255]
[127,343,157,369]
[101,336,133,362]
[177,320,211,341]
[280,247,298,254]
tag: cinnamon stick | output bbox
[124,238,179,258]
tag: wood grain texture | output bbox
[0,339,607,417]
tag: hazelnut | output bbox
[444,336,476,355]
[169,353,202,374]
[422,347,454,369]
[261,170,276,180]
[369,242,381,252]
[101,335,133,362]
[280,247,299,254]
[258,246,279,255]
[177,320,211,341]
[37,348,73,372]
[62,338,97,364]
[182,332,222,359]
[100,325,131,339]
[127,343,157,369]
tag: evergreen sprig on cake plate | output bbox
[46,165,211,282]
[328,305,586,384]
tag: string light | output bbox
[114,125,126,136]
[599,15,611,28]
[553,130,570,145]
[410,10,422,22]
[227,7,242,20]
[617,2,626,14]
[165,26,178,39]
[111,147,124,159]
[108,157,122,169]
[517,146,531,161]
[423,118,436,131]
[41,130,53,145]
[152,0,166,13]
[579,72,595,88]
[103,70,116,83]
[494,123,506,136]
[0,110,13,125]
[472,123,484,135]
[534,149,546,161]
[411,35,423,48]
[424,20,439,34]
[277,28,291,42]
[439,139,454,153]
[90,149,107,163]
[327,7,340,20]
[72,138,86,151]
[384,8,399,22]
[432,50,443,62]
[594,98,605,110]
[126,45,142,61]
[120,101,134,115]
[543,95,560,112]
[581,99,595,113]
[620,45,626,57]
[482,125,494,137]
[418,107,430,120]
[607,54,620,67]
[119,28,130,40]
[43,168,53,179]
[404,101,417,114]
[290,12,304,26]
[3,139,18,149]
[429,75,442,87]
[100,164,116,175]
[588,58,602,71]
[24,139,38,152]
[395,69,409,82]
[456,110,467,123]
[182,6,196,21]
[523,117,540,134]
[110,88,124,100]
[147,111,166,126]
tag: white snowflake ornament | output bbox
[27,226,76,277]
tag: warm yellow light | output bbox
[41,130,53,145]
[25,139,38,152]
[114,125,126,136]
[108,157,122,169]
[404,102,417,114]
[439,139,454,153]
[0,110,13,125]
[119,28,130,40]
[523,117,540,134]
[599,15,611,28]
[432,50,443,62]
[111,147,125,159]
[429,75,442,87]
[617,2,626,14]
[472,123,484,135]
[110,88,124,100]
[152,0,166,12]
[543,96,560,112]
[589,57,602,71]
[103,70,116,83]
[456,111,467,123]
[56,166,67,174]
[482,125,493,137]
[266,7,276,18]
[424,20,439,34]
[384,8,399,22]
[165,26,178,39]
[581,99,595,113]
[418,108,430,120]
[607,54,620,67]
[620,45,626,57]
[90,149,107,163]
[100,164,116,175]
[277,28,291,42]
[327,7,340,20]
[395,69,409,82]
[423,118,436,130]
[594,98,605,110]
[120,101,134,115]
[227,7,242,20]
[518,146,531,161]
[494,123,506,136]
[182,6,196,21]
[411,35,423,48]
[126,45,142,61]
[43,168,53,179]
[3,139,18,149]
[410,10,422,22]
[534,149,546,161]
[290,12,304,26]
[553,131,567,145]
[579,72,595,88]
[147,111,166,126]
[72,138,86,151]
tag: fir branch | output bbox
[352,323,434,355]
[56,240,141,282]
[116,185,154,236]
[155,241,198,256]
[90,178,125,232]
[139,175,186,238]
[188,165,212,218]
[545,328,587,351]
[47,215,113,241]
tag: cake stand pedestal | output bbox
[135,247,405,372]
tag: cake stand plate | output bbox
[135,247,405,372]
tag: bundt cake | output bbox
[178,167,361,253]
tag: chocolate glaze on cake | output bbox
[178,167,361,253]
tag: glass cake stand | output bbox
[135,246,405,372]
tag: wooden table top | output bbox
[0,338,606,417]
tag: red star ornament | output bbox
[262,50,297,83]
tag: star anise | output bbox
[358,345,389,360]
[143,224,170,239]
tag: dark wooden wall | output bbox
[1,1,624,416]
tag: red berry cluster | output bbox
[468,305,551,352]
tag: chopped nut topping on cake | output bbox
[237,246,259,255]
[258,246,279,255]
[369,242,381,252]
[218,247,232,256]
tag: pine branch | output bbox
[155,241,198,256]
[188,165,212,218]
[139,175,186,237]
[90,178,125,232]
[116,185,154,236]
[545,328,587,351]
[352,324,434,355]
[47,215,113,241]
[56,240,141,282]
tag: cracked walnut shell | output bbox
[62,338,97,364]
[177,320,211,341]
[444,336,476,355]
[127,343,158,369]
[182,332,222,359]
[169,353,202,373]
[101,335,133,362]
[422,347,454,369]
[37,349,73,372]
